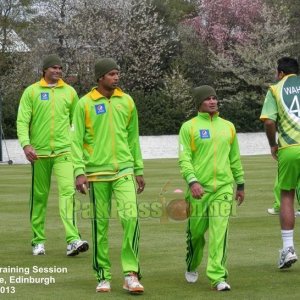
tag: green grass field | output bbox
[0,156,299,300]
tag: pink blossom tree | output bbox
[185,0,264,53]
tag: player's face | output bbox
[100,70,120,90]
[199,96,218,114]
[44,65,62,84]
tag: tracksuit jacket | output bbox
[17,78,78,154]
[179,112,244,192]
[71,87,143,177]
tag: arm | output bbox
[178,124,204,199]
[127,104,143,176]
[127,102,145,193]
[264,119,278,160]
[260,89,278,160]
[69,88,80,125]
[71,102,86,179]
[228,127,245,205]
[16,87,38,162]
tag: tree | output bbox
[209,4,293,131]
[0,0,36,138]
[185,0,264,53]
[29,0,177,93]
[151,0,197,27]
[265,0,300,59]
[160,64,195,119]
[180,0,294,132]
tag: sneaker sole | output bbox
[216,287,231,291]
[67,242,89,256]
[123,286,144,294]
[33,252,45,256]
[67,250,79,256]
[78,242,89,253]
[279,258,298,269]
[96,288,111,293]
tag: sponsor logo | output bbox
[95,104,106,115]
[40,93,49,100]
[199,129,210,139]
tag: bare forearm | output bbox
[264,120,277,147]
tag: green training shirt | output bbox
[179,112,244,193]
[71,87,143,178]
[17,78,79,155]
[260,74,300,148]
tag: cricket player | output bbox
[260,57,300,269]
[178,85,245,291]
[71,58,145,293]
[17,54,89,256]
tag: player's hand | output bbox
[270,145,278,160]
[23,145,38,163]
[76,175,89,194]
[190,182,205,199]
[235,190,245,206]
[135,175,145,194]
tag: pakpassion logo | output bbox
[71,181,236,222]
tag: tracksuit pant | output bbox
[30,153,80,245]
[89,175,141,281]
[186,184,233,286]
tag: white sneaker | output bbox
[267,208,279,215]
[123,273,144,294]
[295,210,300,217]
[96,280,111,292]
[215,281,231,291]
[32,243,45,255]
[278,246,298,269]
[185,271,198,283]
[66,240,89,256]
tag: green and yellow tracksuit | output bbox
[178,112,244,286]
[71,87,143,281]
[17,78,81,245]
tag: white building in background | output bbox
[0,29,30,52]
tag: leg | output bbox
[30,158,52,245]
[53,153,80,243]
[186,193,209,273]
[113,175,141,277]
[90,181,112,281]
[296,185,300,207]
[206,185,232,287]
[113,175,144,294]
[278,146,299,235]
[267,177,280,215]
[277,146,300,268]
[273,176,280,212]
[280,190,295,230]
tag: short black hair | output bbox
[277,57,299,75]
